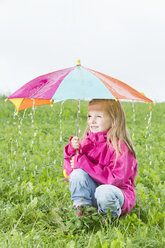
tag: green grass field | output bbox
[0,97,164,247]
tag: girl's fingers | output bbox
[73,144,79,149]
[72,137,79,143]
[70,157,74,168]
[71,139,80,149]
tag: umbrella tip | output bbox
[77,60,81,66]
[50,99,54,107]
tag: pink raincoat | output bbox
[63,130,137,215]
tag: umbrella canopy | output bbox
[7,60,152,113]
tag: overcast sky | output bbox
[0,0,165,102]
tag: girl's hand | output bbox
[71,136,80,149]
[70,156,74,169]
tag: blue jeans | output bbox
[69,169,124,217]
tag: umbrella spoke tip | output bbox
[77,60,81,66]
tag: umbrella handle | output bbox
[75,100,80,156]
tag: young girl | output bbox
[63,99,137,217]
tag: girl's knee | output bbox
[95,185,124,206]
[95,185,115,203]
[95,185,123,217]
[69,169,88,182]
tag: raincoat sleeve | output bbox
[63,136,77,181]
[73,142,137,186]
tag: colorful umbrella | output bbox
[6,60,152,113]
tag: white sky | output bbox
[0,0,165,102]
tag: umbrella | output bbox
[7,60,152,113]
[6,60,153,134]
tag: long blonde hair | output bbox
[83,99,136,158]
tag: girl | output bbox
[63,99,137,217]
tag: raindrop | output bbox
[23,109,27,118]
[31,140,34,148]
[13,109,17,119]
[59,101,64,142]
[29,106,37,149]
[32,99,35,114]
[34,132,37,137]
[145,111,152,141]
[131,102,136,139]
[145,111,153,165]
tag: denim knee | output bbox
[95,185,124,217]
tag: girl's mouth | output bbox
[91,126,99,129]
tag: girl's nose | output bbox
[91,117,96,123]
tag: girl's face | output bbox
[88,103,111,133]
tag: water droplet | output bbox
[145,111,152,152]
[31,140,34,147]
[59,101,64,141]
[131,102,136,139]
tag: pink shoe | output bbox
[73,205,84,216]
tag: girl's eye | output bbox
[88,115,91,118]
[97,115,102,118]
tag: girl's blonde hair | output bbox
[83,99,136,158]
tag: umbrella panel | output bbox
[52,66,115,101]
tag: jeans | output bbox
[69,169,124,218]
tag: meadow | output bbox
[0,97,164,247]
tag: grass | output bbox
[0,97,165,247]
